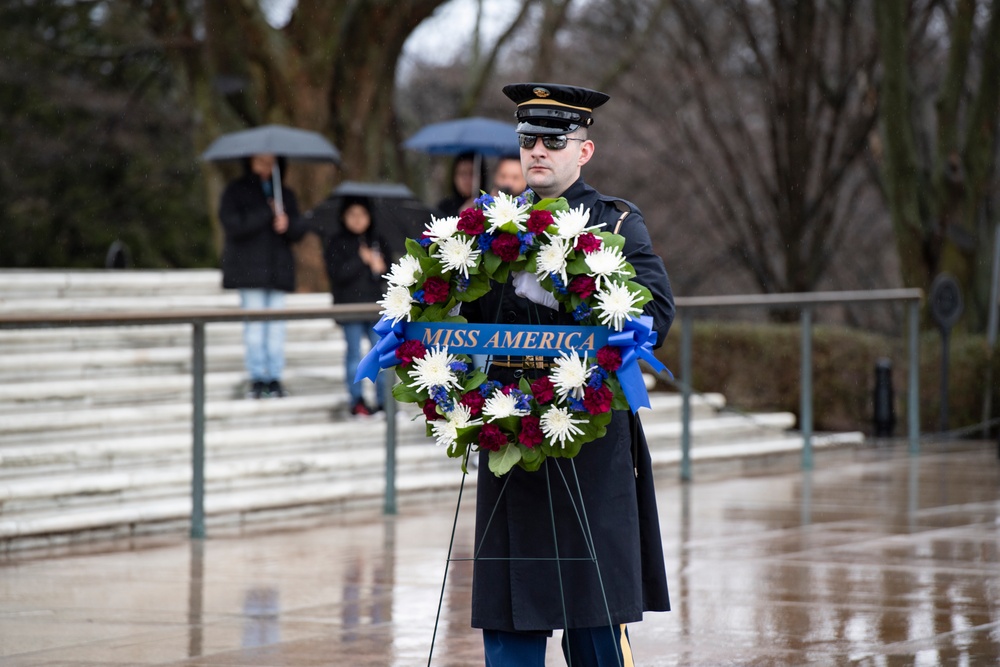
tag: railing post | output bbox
[680,315,693,482]
[800,307,813,471]
[908,299,920,455]
[191,322,206,539]
[383,370,397,515]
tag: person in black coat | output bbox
[323,196,392,416]
[219,153,308,399]
[462,84,674,666]
[435,152,487,216]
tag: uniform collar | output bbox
[557,177,598,207]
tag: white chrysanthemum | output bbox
[431,403,482,449]
[378,285,415,325]
[482,388,531,421]
[485,191,530,233]
[594,282,644,331]
[424,215,460,242]
[534,237,571,284]
[433,235,481,278]
[551,204,603,240]
[549,348,591,401]
[409,346,462,394]
[584,246,629,288]
[385,255,422,287]
[540,406,586,448]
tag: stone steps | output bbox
[0,269,864,549]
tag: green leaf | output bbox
[464,369,487,391]
[518,446,545,472]
[599,232,626,251]
[493,263,511,285]
[489,443,522,477]
[392,381,421,404]
[483,251,501,277]
[456,273,491,301]
[405,237,430,259]
[535,197,570,213]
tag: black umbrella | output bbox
[305,181,433,259]
[201,124,341,214]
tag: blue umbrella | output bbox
[402,117,519,157]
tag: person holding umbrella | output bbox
[219,152,308,399]
[322,196,391,416]
[435,151,487,217]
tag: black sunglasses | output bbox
[517,134,586,150]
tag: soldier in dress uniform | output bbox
[463,83,675,666]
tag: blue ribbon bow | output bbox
[607,315,673,413]
[354,316,406,383]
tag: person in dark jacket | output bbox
[219,153,308,399]
[435,152,487,216]
[323,197,392,416]
[462,84,674,666]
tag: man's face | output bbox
[520,131,594,198]
[250,153,276,179]
[493,158,527,196]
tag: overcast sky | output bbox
[262,0,520,78]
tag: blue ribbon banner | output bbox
[355,315,671,413]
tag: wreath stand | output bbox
[425,447,623,667]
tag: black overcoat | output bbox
[466,178,674,632]
[219,173,307,292]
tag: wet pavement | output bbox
[0,441,998,666]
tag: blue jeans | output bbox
[239,289,286,382]
[341,320,384,406]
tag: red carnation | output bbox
[574,232,602,254]
[478,424,508,452]
[519,415,543,448]
[583,384,613,415]
[526,209,554,234]
[458,208,486,235]
[422,276,451,304]
[491,233,521,262]
[530,375,555,404]
[396,339,427,366]
[596,345,622,372]
[460,389,485,415]
[568,275,597,299]
[423,399,442,421]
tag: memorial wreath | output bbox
[356,190,667,477]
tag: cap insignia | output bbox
[532,87,551,98]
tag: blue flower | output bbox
[417,236,433,248]
[449,361,469,373]
[588,367,608,389]
[477,232,495,253]
[456,275,470,293]
[413,289,426,304]
[550,273,569,295]
[479,380,501,397]
[517,231,535,254]
[474,193,495,208]
[430,385,454,412]
[520,189,534,206]
[572,303,592,322]
[568,396,587,412]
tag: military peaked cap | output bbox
[502,83,610,135]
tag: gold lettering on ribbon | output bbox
[422,328,446,346]
[539,332,555,349]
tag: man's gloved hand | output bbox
[512,271,559,310]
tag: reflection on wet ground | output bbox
[0,442,997,666]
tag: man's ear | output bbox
[578,140,595,167]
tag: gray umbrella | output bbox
[201,124,341,214]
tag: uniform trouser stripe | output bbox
[619,624,634,667]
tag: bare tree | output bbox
[875,0,1000,330]
[660,1,881,305]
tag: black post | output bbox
[873,358,895,438]
[940,327,950,434]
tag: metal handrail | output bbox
[0,304,386,539]
[0,289,925,534]
[672,288,924,481]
